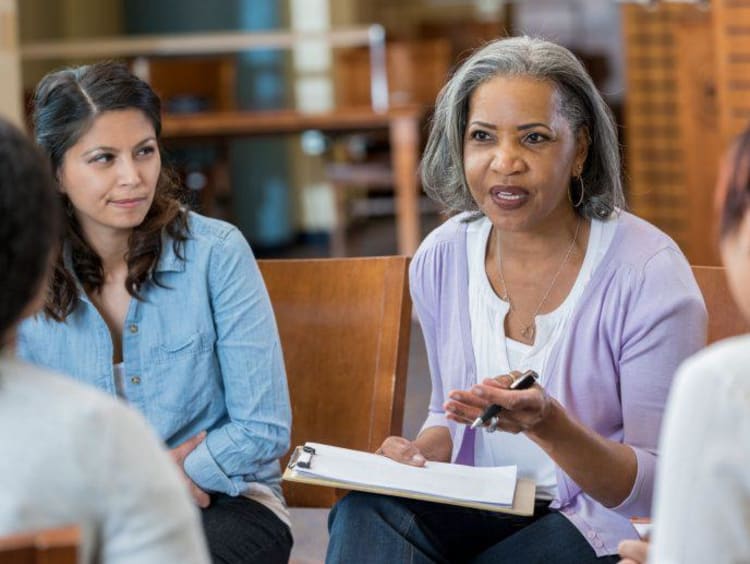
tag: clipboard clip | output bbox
[287,445,316,469]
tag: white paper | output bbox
[293,442,517,506]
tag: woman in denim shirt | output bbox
[17,62,293,564]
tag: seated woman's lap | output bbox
[327,492,618,564]
[473,512,620,564]
[200,494,292,564]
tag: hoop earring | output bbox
[574,175,585,208]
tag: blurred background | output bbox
[0,0,744,266]
[2,3,746,557]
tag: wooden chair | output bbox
[692,265,750,343]
[0,526,79,564]
[258,256,411,507]
[258,256,411,563]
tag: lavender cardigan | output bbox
[411,211,707,556]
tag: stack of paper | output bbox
[284,442,535,513]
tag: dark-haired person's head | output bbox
[33,61,163,174]
[31,61,187,320]
[718,127,750,322]
[0,118,60,346]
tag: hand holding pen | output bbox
[443,370,548,434]
[470,370,538,430]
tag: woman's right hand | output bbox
[376,436,427,467]
[170,431,211,508]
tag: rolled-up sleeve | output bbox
[183,227,291,494]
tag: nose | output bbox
[117,156,140,187]
[489,140,524,176]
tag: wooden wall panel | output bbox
[714,0,750,145]
[622,3,720,265]
[623,4,691,252]
[675,10,720,266]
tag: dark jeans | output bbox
[200,493,292,564]
[327,492,620,564]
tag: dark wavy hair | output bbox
[719,127,750,239]
[0,118,61,340]
[32,61,189,320]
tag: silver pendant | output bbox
[521,324,535,340]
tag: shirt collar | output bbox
[62,229,185,301]
[61,241,91,305]
[154,228,186,273]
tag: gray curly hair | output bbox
[420,36,624,219]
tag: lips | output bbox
[489,185,529,210]
[108,197,148,208]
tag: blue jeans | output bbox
[327,492,619,564]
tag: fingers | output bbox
[447,388,491,409]
[494,419,524,434]
[617,540,649,564]
[190,483,211,509]
[491,371,520,389]
[377,436,426,467]
[444,386,494,424]
[170,431,207,464]
[446,410,480,426]
[444,404,481,425]
[183,430,207,451]
[476,380,542,411]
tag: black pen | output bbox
[469,370,539,429]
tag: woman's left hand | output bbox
[443,372,553,434]
[617,539,649,564]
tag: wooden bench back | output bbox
[259,256,412,507]
[0,526,79,564]
[692,265,750,343]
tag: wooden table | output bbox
[162,105,424,256]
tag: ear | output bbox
[737,212,750,254]
[573,126,590,176]
[56,170,66,194]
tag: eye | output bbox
[469,129,492,142]
[136,145,156,158]
[524,132,549,144]
[88,152,114,164]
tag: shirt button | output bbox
[129,324,138,334]
[593,539,604,549]
[587,531,597,540]
[131,376,141,385]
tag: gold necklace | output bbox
[496,217,582,341]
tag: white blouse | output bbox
[651,335,750,564]
[466,215,616,499]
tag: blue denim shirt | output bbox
[18,212,291,499]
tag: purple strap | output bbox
[455,427,475,465]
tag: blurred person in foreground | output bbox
[0,117,209,563]
[619,128,750,563]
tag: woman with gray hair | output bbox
[327,36,706,563]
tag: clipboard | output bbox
[283,444,537,516]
